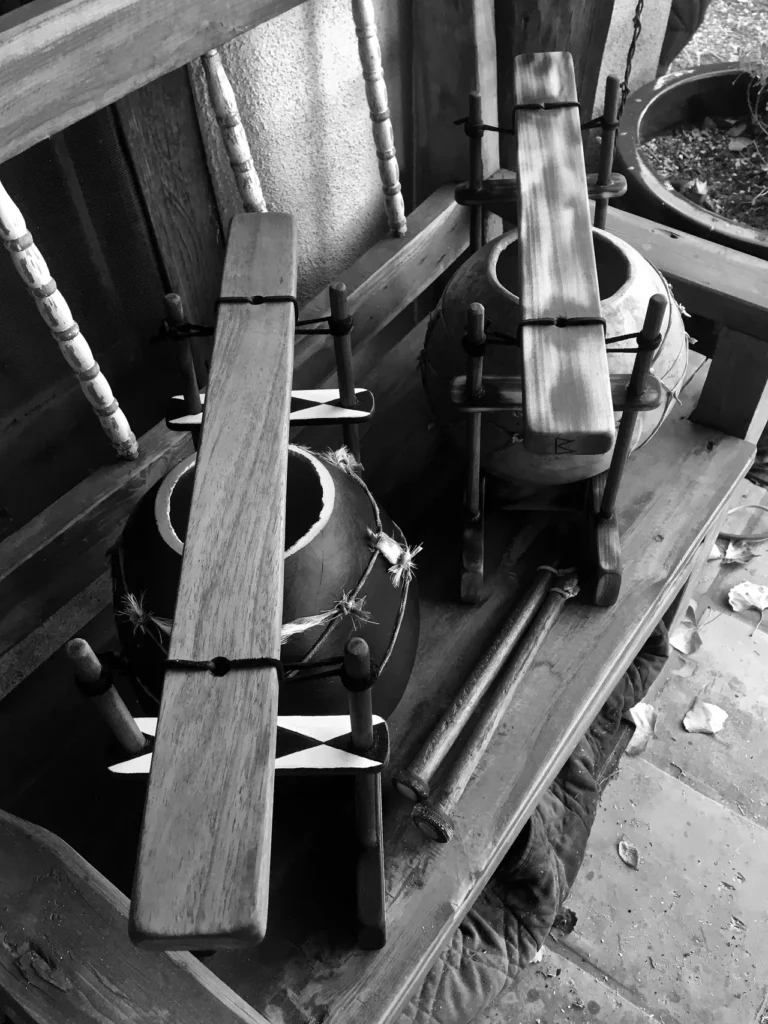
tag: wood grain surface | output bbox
[115,68,224,367]
[514,52,614,457]
[0,0,305,164]
[207,360,753,1024]
[0,809,271,1023]
[132,213,297,949]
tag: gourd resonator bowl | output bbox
[111,445,420,718]
[421,226,688,488]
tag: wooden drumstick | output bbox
[593,76,621,231]
[201,49,267,213]
[66,639,147,755]
[0,178,138,460]
[342,637,386,949]
[392,565,557,802]
[411,574,579,843]
[329,282,361,463]
[351,0,407,237]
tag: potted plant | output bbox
[614,46,768,261]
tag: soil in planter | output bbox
[640,115,768,232]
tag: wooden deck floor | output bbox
[478,479,768,1024]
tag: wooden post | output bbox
[328,282,361,462]
[0,178,138,460]
[66,638,147,755]
[461,302,486,604]
[690,329,768,445]
[164,293,203,452]
[351,0,407,238]
[201,49,268,214]
[593,75,621,231]
[342,637,386,950]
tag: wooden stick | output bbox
[0,178,138,460]
[467,92,484,254]
[342,637,386,949]
[66,638,147,755]
[201,49,267,214]
[351,0,407,238]
[599,294,667,519]
[461,302,486,604]
[329,282,361,462]
[411,574,579,843]
[593,76,621,231]
[164,294,202,452]
[393,565,557,803]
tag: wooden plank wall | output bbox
[0,0,307,164]
[495,0,618,171]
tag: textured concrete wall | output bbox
[191,0,408,304]
[594,0,674,115]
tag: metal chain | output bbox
[619,0,646,118]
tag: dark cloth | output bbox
[402,623,669,1024]
[658,0,713,73]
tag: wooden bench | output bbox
[3,1,768,1021]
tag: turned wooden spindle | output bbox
[351,0,407,238]
[66,638,147,755]
[0,179,138,460]
[201,49,267,213]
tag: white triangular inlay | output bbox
[274,746,380,771]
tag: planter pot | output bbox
[615,63,768,261]
[111,445,420,719]
[421,227,688,489]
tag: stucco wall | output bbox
[191,0,409,305]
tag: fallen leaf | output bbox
[683,699,728,735]
[669,602,703,654]
[722,541,755,565]
[728,581,768,635]
[728,137,754,152]
[727,122,748,138]
[707,543,723,562]
[623,702,658,756]
[618,837,640,870]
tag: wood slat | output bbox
[208,364,753,1024]
[0,0,305,164]
[602,206,768,341]
[0,809,271,1024]
[514,52,614,456]
[132,213,297,949]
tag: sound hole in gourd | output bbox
[493,231,632,301]
[167,449,326,553]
